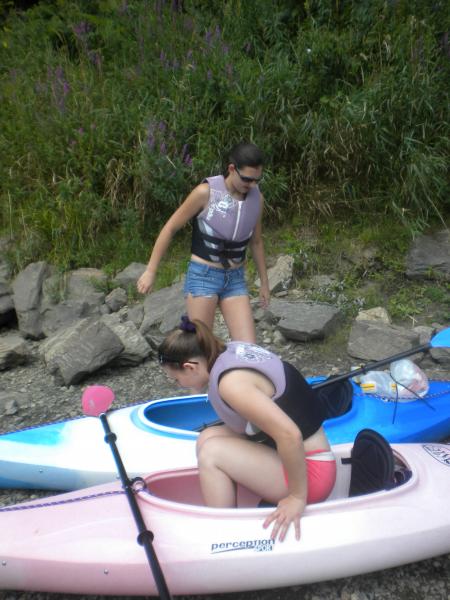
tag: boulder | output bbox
[140,281,186,337]
[12,261,51,339]
[256,254,294,293]
[0,333,30,370]
[113,262,147,288]
[102,313,152,366]
[40,269,107,336]
[40,317,124,385]
[347,320,421,361]
[406,229,450,281]
[266,299,342,341]
[105,288,128,313]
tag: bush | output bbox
[0,0,448,271]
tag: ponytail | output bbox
[158,316,225,371]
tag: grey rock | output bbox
[0,333,30,370]
[356,306,391,324]
[127,304,145,329]
[113,262,147,288]
[0,391,29,415]
[348,320,421,361]
[105,287,128,312]
[429,346,450,366]
[102,313,152,366]
[12,261,51,338]
[267,298,342,341]
[65,268,106,306]
[406,229,450,281]
[256,254,294,293]
[40,269,107,336]
[40,317,124,385]
[41,300,89,337]
[140,281,186,336]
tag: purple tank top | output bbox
[208,342,286,434]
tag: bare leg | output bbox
[185,294,218,331]
[197,435,288,507]
[196,424,238,456]
[219,295,256,343]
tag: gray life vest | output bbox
[190,175,261,267]
[208,342,325,441]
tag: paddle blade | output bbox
[430,327,450,349]
[82,385,115,417]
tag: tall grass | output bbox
[0,0,448,271]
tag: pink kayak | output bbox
[0,436,449,596]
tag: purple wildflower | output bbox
[160,141,167,155]
[55,65,64,81]
[73,21,90,40]
[146,123,155,150]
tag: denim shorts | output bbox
[183,260,249,300]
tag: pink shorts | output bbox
[283,449,336,504]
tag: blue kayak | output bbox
[0,377,449,491]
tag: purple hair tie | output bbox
[179,315,196,333]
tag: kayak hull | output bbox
[1,380,450,491]
[0,442,449,595]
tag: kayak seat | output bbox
[317,379,353,419]
[259,428,396,508]
[343,428,395,497]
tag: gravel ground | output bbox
[1,334,449,600]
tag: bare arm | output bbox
[219,370,307,541]
[249,195,270,308]
[137,183,209,294]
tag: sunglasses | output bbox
[234,165,263,184]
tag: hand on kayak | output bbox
[137,270,155,294]
[263,494,306,542]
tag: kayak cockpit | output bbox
[141,430,413,511]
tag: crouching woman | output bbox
[158,316,336,542]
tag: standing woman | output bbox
[137,142,270,343]
[158,316,336,542]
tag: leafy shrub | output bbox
[0,0,448,272]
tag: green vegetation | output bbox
[1,0,449,296]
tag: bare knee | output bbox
[196,426,226,457]
[197,435,224,470]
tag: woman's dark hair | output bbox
[225,142,264,174]
[158,318,225,372]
